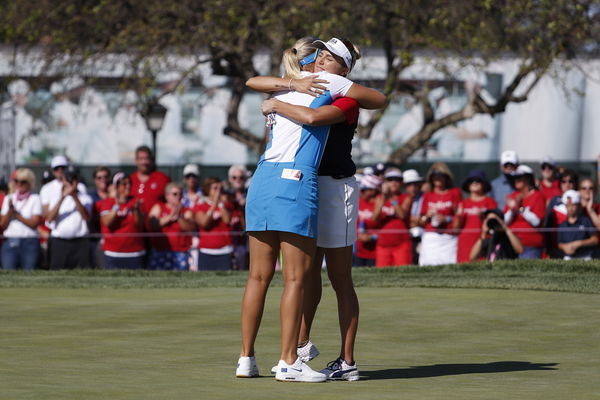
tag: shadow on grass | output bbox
[362,361,558,380]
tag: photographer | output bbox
[40,155,92,269]
[469,209,523,261]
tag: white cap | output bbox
[112,172,126,187]
[313,38,354,70]
[562,189,581,205]
[541,155,556,167]
[8,79,30,96]
[514,164,534,176]
[49,82,65,95]
[362,166,375,175]
[60,76,85,92]
[501,150,519,165]
[360,174,382,190]
[50,155,69,169]
[183,163,200,177]
[402,169,424,184]
[384,168,403,179]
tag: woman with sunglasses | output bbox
[148,183,195,271]
[238,37,384,382]
[98,172,145,269]
[454,169,497,263]
[372,168,413,267]
[504,165,546,259]
[579,178,600,258]
[544,169,579,258]
[0,168,42,270]
[194,177,234,271]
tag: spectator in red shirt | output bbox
[538,156,561,206]
[129,145,171,215]
[418,162,462,266]
[455,169,497,263]
[504,165,546,259]
[99,172,145,269]
[194,177,233,270]
[354,174,382,267]
[226,165,249,270]
[148,183,195,270]
[372,168,412,267]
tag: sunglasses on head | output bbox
[299,49,321,66]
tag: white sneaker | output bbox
[236,356,259,378]
[274,358,327,383]
[320,357,359,381]
[297,340,320,362]
[270,341,321,374]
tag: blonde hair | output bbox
[282,37,319,79]
[12,168,36,192]
[164,182,182,195]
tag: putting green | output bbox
[1,287,598,399]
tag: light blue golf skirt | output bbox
[246,161,319,238]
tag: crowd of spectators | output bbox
[1,147,599,270]
[355,151,600,267]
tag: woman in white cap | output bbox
[355,174,383,267]
[543,169,579,258]
[503,165,546,259]
[238,37,384,382]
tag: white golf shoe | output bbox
[274,358,327,383]
[236,356,259,378]
[270,340,320,374]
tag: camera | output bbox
[486,217,501,233]
[64,166,79,184]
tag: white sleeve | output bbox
[522,207,541,227]
[31,195,43,216]
[321,72,353,99]
[1,195,9,215]
[39,184,50,206]
[79,193,93,211]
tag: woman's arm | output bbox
[246,75,328,96]
[262,99,346,126]
[345,83,386,109]
[178,209,196,232]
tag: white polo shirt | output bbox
[0,193,43,238]
[40,179,92,238]
[262,71,353,168]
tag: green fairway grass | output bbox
[1,284,599,399]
